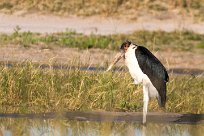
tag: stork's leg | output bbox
[143,85,149,124]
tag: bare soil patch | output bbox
[1,44,204,72]
[1,13,204,35]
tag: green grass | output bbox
[0,2,13,10]
[0,62,203,114]
[1,30,204,51]
[196,41,204,49]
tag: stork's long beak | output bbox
[106,52,124,71]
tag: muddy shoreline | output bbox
[0,111,203,124]
[1,62,204,77]
[1,44,204,72]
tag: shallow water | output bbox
[0,112,204,136]
[0,118,203,136]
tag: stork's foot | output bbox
[142,115,147,125]
[142,122,147,126]
[142,114,147,125]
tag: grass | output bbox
[0,62,203,114]
[196,40,204,49]
[0,0,204,20]
[1,30,204,51]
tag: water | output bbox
[0,119,203,136]
[0,112,203,136]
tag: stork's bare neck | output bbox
[120,40,137,53]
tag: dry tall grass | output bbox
[0,62,203,114]
[0,0,204,17]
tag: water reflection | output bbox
[0,118,203,136]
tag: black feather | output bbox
[135,46,169,107]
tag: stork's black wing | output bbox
[135,46,169,107]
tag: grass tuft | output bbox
[0,2,13,10]
[196,41,204,49]
[1,0,204,19]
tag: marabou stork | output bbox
[107,40,169,124]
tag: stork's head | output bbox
[120,40,131,53]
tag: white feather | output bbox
[125,45,144,84]
[125,44,159,98]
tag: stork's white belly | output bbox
[125,46,158,98]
